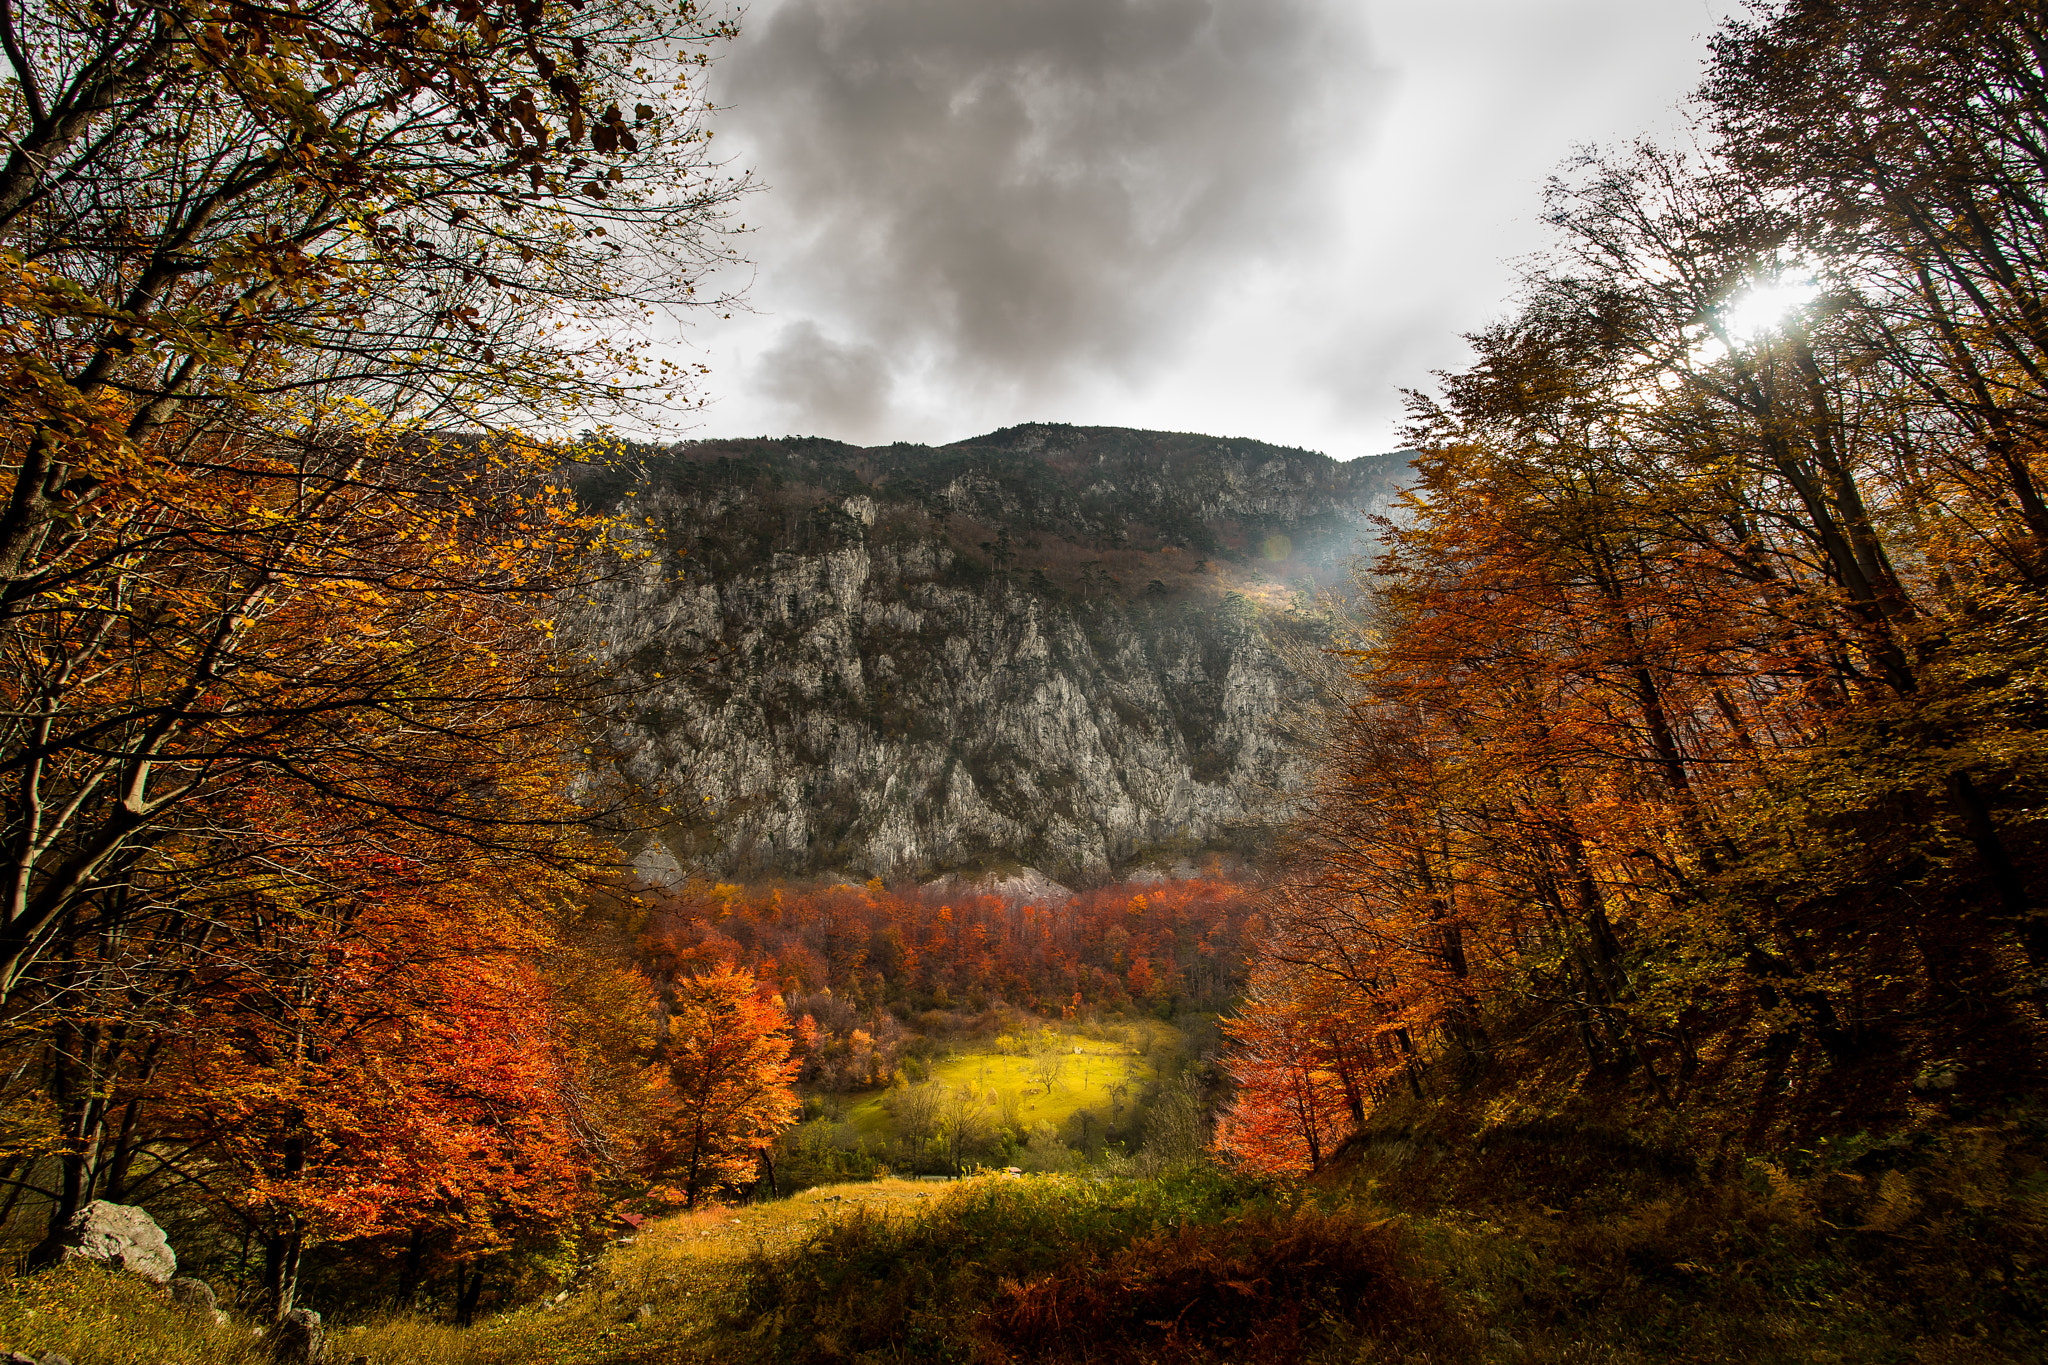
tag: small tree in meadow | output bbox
[658,965,801,1206]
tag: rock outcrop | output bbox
[574,424,1406,884]
[272,1308,326,1365]
[53,1201,175,1283]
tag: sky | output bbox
[662,0,1743,461]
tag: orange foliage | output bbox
[1215,980,1355,1175]
[639,874,1254,1025]
[655,963,800,1206]
[1219,4,2048,1167]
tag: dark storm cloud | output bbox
[721,0,1378,419]
[754,322,896,435]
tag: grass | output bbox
[0,1182,949,1365]
[9,1113,2046,1364]
[0,1174,1419,1365]
[328,1180,953,1364]
[839,1035,1161,1141]
[705,1169,1436,1364]
[1334,1102,2048,1365]
[0,1260,267,1364]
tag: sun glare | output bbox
[1717,276,1822,343]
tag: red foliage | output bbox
[638,875,1252,1013]
[632,874,1255,1087]
[1214,980,1358,1175]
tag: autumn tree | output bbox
[21,703,635,1318]
[1027,1035,1069,1095]
[937,1083,994,1177]
[0,0,742,602]
[1216,971,1352,1175]
[0,0,745,1303]
[0,0,743,1006]
[1707,0,2048,564]
[0,424,648,1276]
[1225,0,2048,1168]
[656,964,799,1207]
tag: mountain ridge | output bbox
[573,423,1409,884]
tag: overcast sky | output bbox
[664,0,1742,461]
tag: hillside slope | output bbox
[572,424,1407,883]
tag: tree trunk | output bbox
[397,1226,427,1309]
[1945,771,2041,965]
[457,1263,488,1327]
[29,1090,106,1269]
[262,1219,305,1322]
[102,1095,149,1202]
[0,1156,37,1236]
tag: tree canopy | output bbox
[0,0,767,1320]
[1221,0,2048,1172]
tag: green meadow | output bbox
[833,1021,1183,1147]
[844,1045,1150,1140]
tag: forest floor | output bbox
[4,1111,2044,1364]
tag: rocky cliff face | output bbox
[573,424,1406,885]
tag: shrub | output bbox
[982,1205,1445,1363]
[715,1171,1439,1364]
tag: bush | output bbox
[984,1206,1444,1363]
[715,1171,1440,1363]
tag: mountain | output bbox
[571,423,1409,885]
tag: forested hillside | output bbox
[1219,0,2048,1176]
[641,875,1251,1024]
[2,1,2046,1363]
[571,425,1405,883]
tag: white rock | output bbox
[54,1201,175,1283]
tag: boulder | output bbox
[271,1308,325,1365]
[53,1201,175,1283]
[169,1276,225,1323]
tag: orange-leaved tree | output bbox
[1224,0,2048,1157]
[656,963,799,1207]
[1215,967,1356,1175]
[125,744,629,1319]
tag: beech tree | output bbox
[656,963,799,1207]
[0,0,740,1306]
[1222,0,2048,1169]
[1216,974,1351,1175]
[0,0,742,603]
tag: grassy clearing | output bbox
[840,1036,1160,1141]
[623,1177,950,1259]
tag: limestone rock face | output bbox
[54,1200,175,1283]
[574,424,1407,883]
